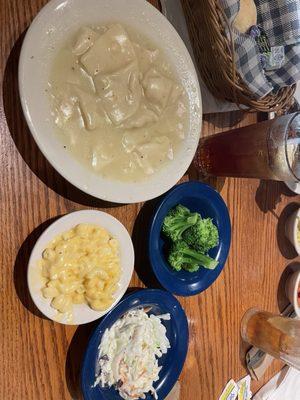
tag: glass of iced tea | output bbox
[196,112,300,181]
[241,308,300,370]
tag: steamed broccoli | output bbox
[183,218,219,253]
[168,241,219,272]
[162,205,199,242]
[161,204,220,273]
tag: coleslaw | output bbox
[94,308,171,399]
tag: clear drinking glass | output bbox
[241,308,300,370]
[196,112,300,181]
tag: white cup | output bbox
[285,208,300,255]
[285,268,300,318]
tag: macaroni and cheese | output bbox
[39,223,121,315]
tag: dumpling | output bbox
[101,154,140,178]
[72,27,99,56]
[91,143,115,171]
[133,42,159,74]
[120,102,158,129]
[142,68,176,113]
[50,82,104,130]
[73,86,104,130]
[133,136,173,175]
[94,63,142,125]
[138,136,173,161]
[156,100,187,139]
[80,24,137,76]
[121,128,150,153]
[52,48,95,93]
[50,83,80,127]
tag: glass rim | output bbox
[240,307,260,343]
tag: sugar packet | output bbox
[237,376,252,400]
[219,379,239,400]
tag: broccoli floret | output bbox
[168,204,191,218]
[183,218,219,253]
[162,205,199,242]
[168,242,219,272]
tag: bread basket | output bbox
[182,0,296,112]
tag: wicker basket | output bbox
[182,0,296,112]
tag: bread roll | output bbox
[233,0,257,33]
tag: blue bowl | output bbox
[149,181,231,296]
[81,289,188,400]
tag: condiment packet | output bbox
[237,375,252,400]
[219,379,238,400]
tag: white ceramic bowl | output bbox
[285,208,300,255]
[285,181,300,195]
[19,0,202,204]
[285,265,300,318]
[27,210,134,325]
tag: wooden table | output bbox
[1,0,299,399]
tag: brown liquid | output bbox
[196,116,295,181]
[242,310,300,369]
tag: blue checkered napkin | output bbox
[220,0,274,98]
[221,0,238,23]
[255,0,300,90]
[234,35,273,97]
[266,44,300,88]
[255,0,300,47]
[220,0,300,99]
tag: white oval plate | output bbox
[27,210,134,325]
[19,0,202,204]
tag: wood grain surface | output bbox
[0,1,299,399]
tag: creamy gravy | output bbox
[49,24,189,182]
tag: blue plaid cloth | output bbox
[266,44,300,89]
[256,0,300,46]
[221,0,300,99]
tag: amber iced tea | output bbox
[241,309,300,370]
[196,113,300,181]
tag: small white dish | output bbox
[285,181,300,195]
[285,266,300,318]
[27,210,134,325]
[285,208,300,255]
[19,0,202,204]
